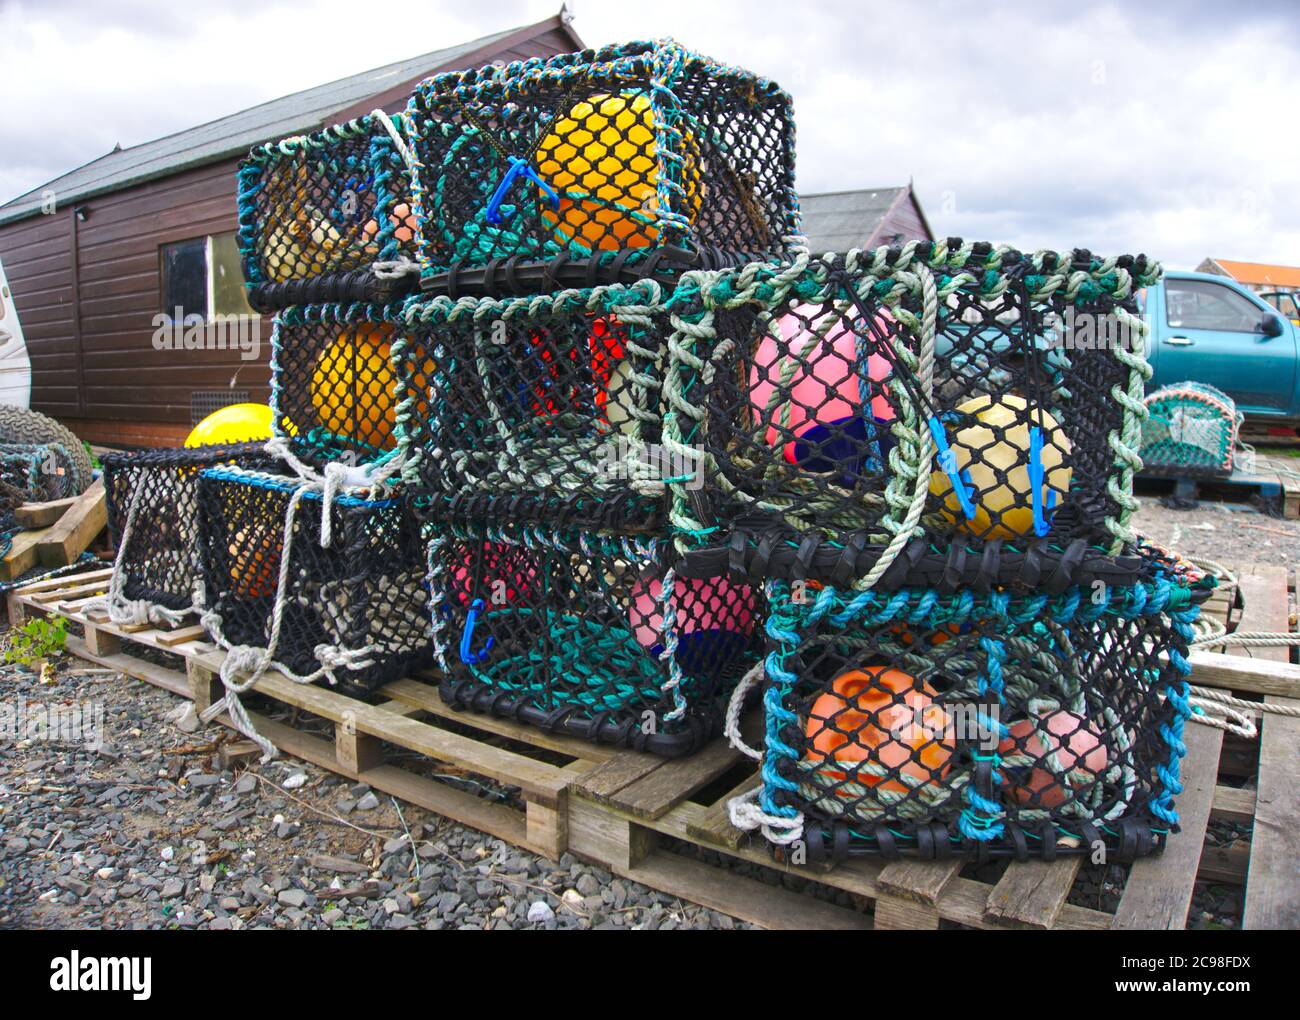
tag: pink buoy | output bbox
[998,710,1108,809]
[628,573,755,674]
[748,302,895,474]
[449,544,537,607]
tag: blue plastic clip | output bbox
[927,415,976,520]
[485,157,560,226]
[459,598,494,664]
[1028,425,1056,537]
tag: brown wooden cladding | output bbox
[0,157,263,439]
[0,18,581,448]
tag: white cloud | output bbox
[3,0,1299,269]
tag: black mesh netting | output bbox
[196,465,430,697]
[747,559,1214,863]
[0,442,82,502]
[664,244,1159,557]
[428,519,765,756]
[395,283,671,530]
[102,443,273,613]
[270,304,409,465]
[406,39,801,292]
[237,112,418,311]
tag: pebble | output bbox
[277,889,307,909]
[527,901,555,923]
[0,658,753,932]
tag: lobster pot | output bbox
[196,466,430,697]
[0,442,83,503]
[748,560,1213,863]
[395,283,670,530]
[102,444,272,614]
[406,39,802,293]
[236,112,419,311]
[664,244,1158,562]
[429,520,763,756]
[270,303,408,465]
[1140,381,1241,477]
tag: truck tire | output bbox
[0,404,94,496]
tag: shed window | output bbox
[160,232,256,321]
[161,238,207,321]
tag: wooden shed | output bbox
[0,13,583,447]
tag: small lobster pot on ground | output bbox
[270,303,408,466]
[663,243,1157,563]
[236,112,420,311]
[428,519,764,756]
[0,442,85,503]
[395,282,671,530]
[405,39,802,293]
[101,443,271,619]
[196,465,430,697]
[740,552,1214,864]
[1140,381,1242,478]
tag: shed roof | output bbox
[0,16,576,227]
[799,186,921,253]
[1200,258,1300,290]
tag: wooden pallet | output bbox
[5,565,1297,930]
[1138,453,1300,518]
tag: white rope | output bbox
[723,659,767,760]
[83,474,195,628]
[727,785,805,845]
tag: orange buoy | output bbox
[229,527,281,599]
[805,667,954,794]
[998,710,1108,809]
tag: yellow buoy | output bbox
[310,324,399,450]
[536,92,702,251]
[185,403,275,448]
[929,393,1072,540]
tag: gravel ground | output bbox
[0,658,749,930]
[1,479,1284,932]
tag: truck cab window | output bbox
[1165,279,1262,332]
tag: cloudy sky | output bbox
[3,0,1298,269]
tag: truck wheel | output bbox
[0,405,94,497]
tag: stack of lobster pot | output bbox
[189,111,433,718]
[659,244,1216,862]
[391,39,804,755]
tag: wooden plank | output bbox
[624,848,873,930]
[155,624,207,648]
[227,709,535,852]
[1211,784,1257,825]
[606,737,742,820]
[1188,650,1300,698]
[576,751,666,802]
[1113,721,1223,929]
[62,634,189,697]
[191,649,571,805]
[685,773,759,850]
[31,578,109,604]
[984,858,1084,929]
[1240,565,1300,930]
[36,478,106,567]
[874,860,962,929]
[1,527,53,580]
[14,496,77,528]
[381,677,614,763]
[13,567,112,595]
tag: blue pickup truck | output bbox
[1143,271,1300,421]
